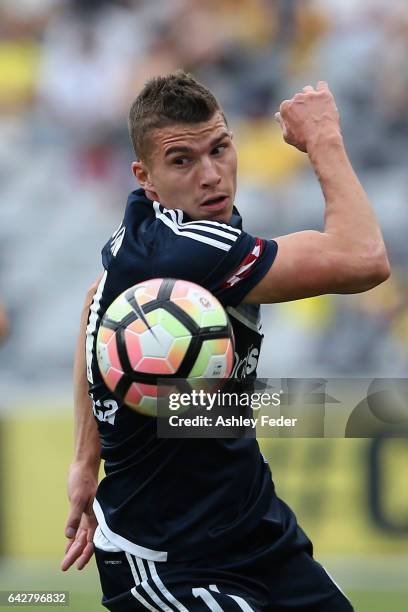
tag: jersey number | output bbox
[93,399,119,425]
[192,585,253,611]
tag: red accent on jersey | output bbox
[221,237,264,289]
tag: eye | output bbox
[211,143,228,156]
[173,156,191,166]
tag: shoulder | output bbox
[152,202,247,283]
[153,203,278,307]
[102,190,157,265]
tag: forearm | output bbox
[308,132,390,286]
[72,281,101,473]
[309,133,383,247]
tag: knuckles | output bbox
[280,89,337,119]
[70,493,87,507]
[279,99,290,114]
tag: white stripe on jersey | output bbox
[129,557,174,612]
[126,552,141,585]
[94,525,122,552]
[155,208,230,251]
[153,202,236,251]
[173,206,241,235]
[93,498,168,561]
[180,218,241,234]
[192,588,223,611]
[130,586,160,612]
[209,585,255,612]
[86,271,107,384]
[176,221,239,242]
[148,561,189,612]
[166,208,239,242]
[135,556,148,581]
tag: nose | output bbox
[199,156,221,188]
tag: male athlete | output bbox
[62,72,389,611]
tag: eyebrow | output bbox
[164,131,230,158]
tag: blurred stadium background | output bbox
[0,0,407,610]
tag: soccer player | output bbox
[62,72,389,610]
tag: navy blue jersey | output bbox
[86,189,280,562]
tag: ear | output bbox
[132,161,159,202]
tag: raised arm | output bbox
[61,278,101,571]
[244,82,390,304]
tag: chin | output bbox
[213,212,233,223]
[206,207,233,223]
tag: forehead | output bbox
[150,112,228,158]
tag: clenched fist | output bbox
[275,81,341,153]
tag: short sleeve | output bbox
[152,212,277,307]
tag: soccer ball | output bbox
[96,278,235,415]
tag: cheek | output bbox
[231,149,238,171]
[151,168,178,193]
[151,170,194,207]
[224,151,237,181]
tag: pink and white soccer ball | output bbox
[96,278,235,415]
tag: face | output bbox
[132,112,237,223]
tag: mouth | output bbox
[200,195,229,212]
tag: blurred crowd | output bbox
[0,0,407,395]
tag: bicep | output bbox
[243,230,348,303]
